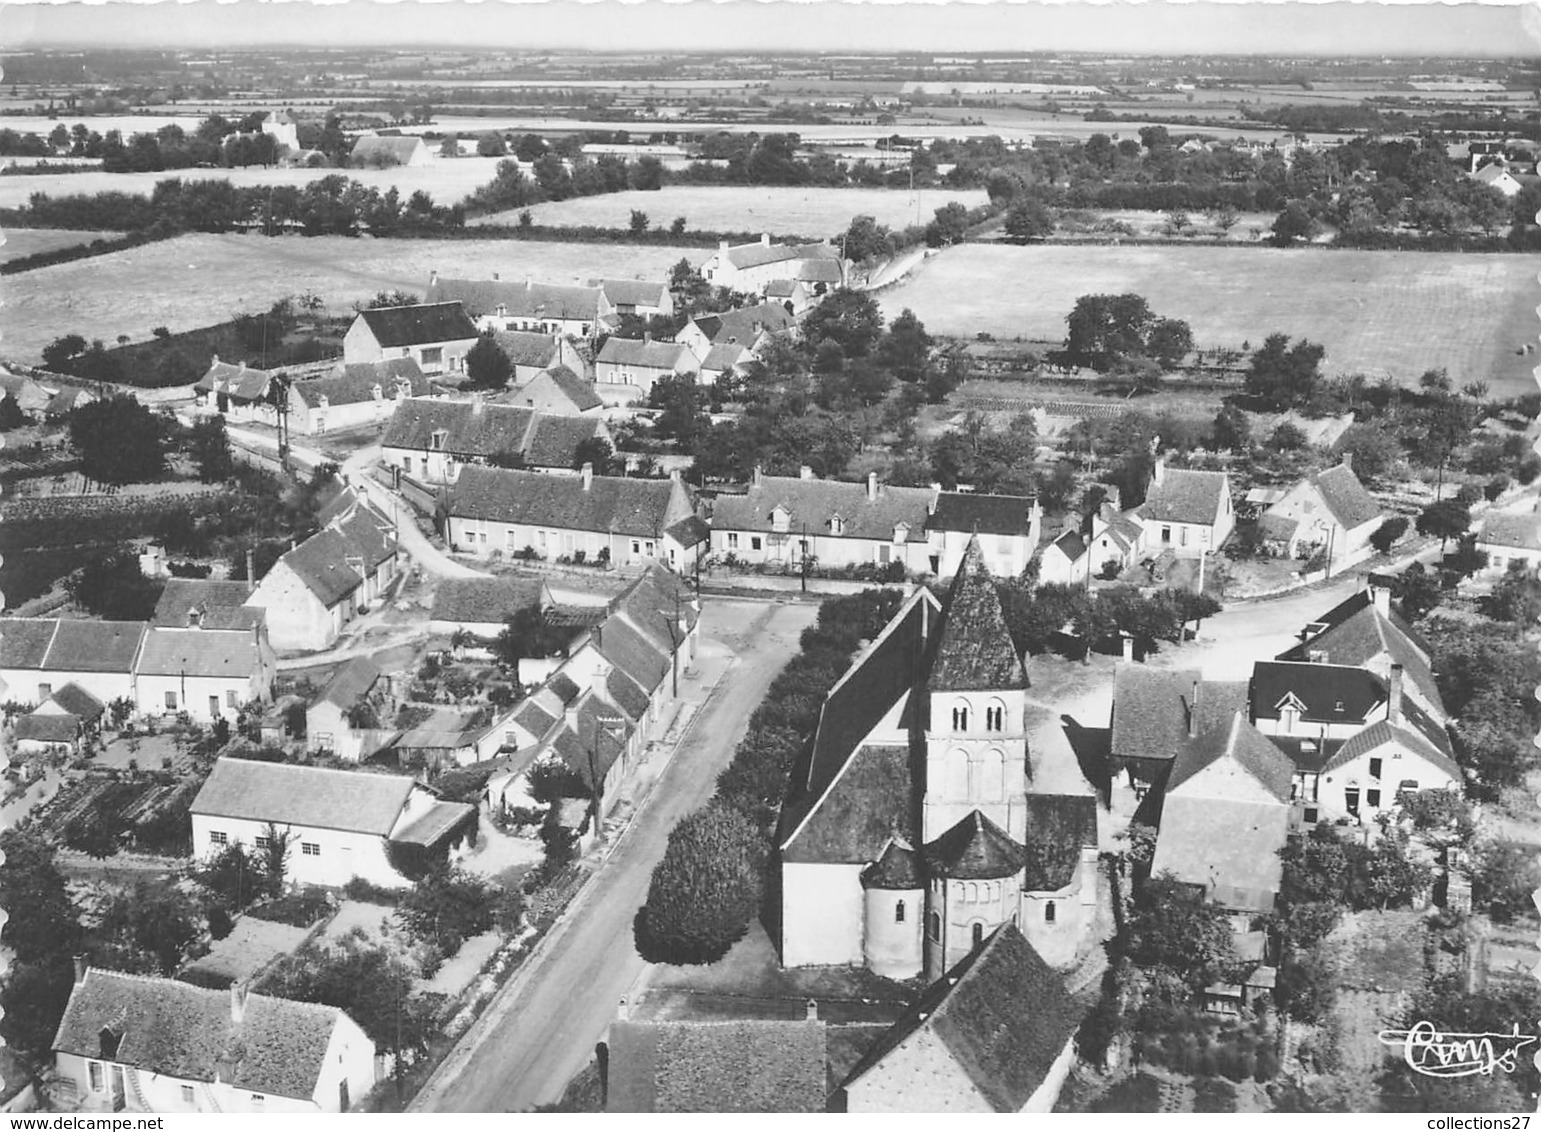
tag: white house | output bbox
[1473,161,1523,198]
[1035,508,1144,587]
[710,468,935,573]
[190,757,475,889]
[244,525,384,654]
[699,235,848,297]
[1138,460,1235,552]
[587,278,674,320]
[926,491,1042,578]
[53,967,377,1114]
[676,302,798,360]
[1476,511,1541,577]
[342,303,480,376]
[0,619,145,710]
[1259,460,1382,566]
[593,337,700,402]
[305,657,384,761]
[426,274,614,339]
[380,398,610,484]
[498,365,603,416]
[193,359,277,425]
[491,331,587,385]
[428,576,553,638]
[134,626,273,723]
[287,359,435,437]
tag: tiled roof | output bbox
[1249,660,1386,726]
[1049,528,1087,562]
[928,537,1027,692]
[333,508,397,570]
[713,474,933,541]
[449,464,688,540]
[1324,719,1462,781]
[546,691,635,787]
[350,135,424,162]
[721,240,839,271]
[588,278,669,308]
[152,579,261,631]
[1151,794,1289,913]
[764,279,800,297]
[596,337,694,370]
[0,618,62,668]
[699,343,751,373]
[596,615,671,697]
[797,259,844,284]
[1277,601,1443,716]
[928,492,1038,537]
[46,681,105,722]
[1166,711,1296,804]
[783,743,914,865]
[53,969,353,1101]
[924,810,1027,879]
[191,757,413,836]
[1022,795,1099,891]
[613,566,701,651]
[356,303,478,349]
[1141,467,1229,527]
[540,365,602,411]
[1258,512,1300,543]
[291,359,431,408]
[861,838,923,890]
[45,620,148,673]
[1479,511,1541,553]
[313,657,380,710]
[701,303,797,346]
[274,529,364,608]
[195,360,272,402]
[431,577,547,627]
[1109,665,1203,763]
[666,514,711,549]
[137,627,263,680]
[1309,463,1381,529]
[15,712,80,743]
[605,665,652,722]
[427,277,605,322]
[382,398,602,468]
[491,331,562,369]
[843,925,1082,1113]
[607,1019,827,1113]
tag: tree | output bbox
[493,607,570,678]
[1417,498,1471,554]
[635,802,762,964]
[41,332,87,370]
[188,413,233,483]
[876,308,932,383]
[0,830,81,965]
[1146,319,1193,368]
[0,394,25,431]
[1244,333,1325,410]
[1335,423,1399,485]
[925,200,970,247]
[193,842,265,911]
[628,209,649,234]
[475,132,507,157]
[1369,516,1409,555]
[1397,561,1444,621]
[669,215,686,235]
[649,372,709,448]
[572,435,620,476]
[1469,840,1541,923]
[1270,421,1307,451]
[1485,560,1541,624]
[841,213,893,262]
[66,549,162,620]
[802,290,884,358]
[68,395,166,484]
[1120,873,1240,992]
[463,332,514,391]
[1064,293,1154,370]
[1270,201,1316,244]
[1211,404,1251,451]
[92,879,201,974]
[395,867,519,957]
[1004,196,1056,241]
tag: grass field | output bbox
[0,226,117,263]
[0,156,512,211]
[879,243,1541,395]
[1,232,701,361]
[472,185,990,235]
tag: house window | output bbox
[1367,789,1382,808]
[727,533,739,550]
[645,541,655,555]
[1161,526,1172,543]
[420,347,443,369]
[831,516,845,536]
[88,1062,104,1092]
[255,835,272,851]
[631,540,641,554]
[37,682,51,700]
[252,1094,265,1107]
[227,690,240,708]
[302,842,320,856]
[1369,757,1383,780]
[750,537,762,551]
[929,911,941,941]
[181,1085,195,1104]
[1045,901,1057,923]
[165,691,178,709]
[209,830,227,845]
[894,900,906,924]
[403,457,413,476]
[1493,556,1506,571]
[1304,807,1319,824]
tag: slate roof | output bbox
[382,398,603,468]
[491,331,564,369]
[588,278,669,309]
[53,969,354,1101]
[783,743,914,865]
[607,1019,827,1113]
[274,529,364,608]
[1022,795,1099,891]
[1109,666,1202,763]
[1141,467,1230,526]
[1048,528,1086,562]
[924,810,1027,880]
[450,464,687,539]
[928,537,1027,692]
[1249,661,1386,725]
[546,690,635,787]
[46,681,105,723]
[152,579,261,631]
[1166,711,1296,804]
[44,621,148,673]
[1150,795,1289,914]
[1308,463,1381,529]
[333,508,397,570]
[1324,719,1462,781]
[191,757,414,836]
[614,565,702,648]
[699,343,751,373]
[290,359,432,408]
[720,240,840,271]
[697,303,797,345]
[313,657,380,710]
[431,577,548,626]
[842,924,1082,1113]
[712,474,934,541]
[666,514,711,549]
[1276,601,1443,715]
[15,712,80,743]
[0,618,63,668]
[861,839,923,890]
[928,492,1039,537]
[595,615,671,697]
[195,360,271,402]
[137,628,263,680]
[1479,512,1541,553]
[350,134,424,163]
[391,800,477,847]
[355,303,478,349]
[427,277,606,322]
[605,665,652,722]
[797,259,845,284]
[595,337,695,371]
[538,365,602,411]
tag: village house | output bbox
[1473,161,1523,198]
[1476,511,1541,577]
[349,133,429,167]
[496,365,603,416]
[0,366,57,419]
[587,278,674,320]
[380,398,611,484]
[52,966,377,1114]
[134,625,274,723]
[677,302,798,360]
[765,278,814,315]
[305,657,385,761]
[1035,507,1144,587]
[593,337,700,402]
[428,576,553,638]
[490,331,587,385]
[777,542,1101,979]
[1258,460,1382,566]
[426,274,614,339]
[710,469,935,573]
[342,303,480,376]
[193,358,278,425]
[1137,460,1235,552]
[696,342,754,389]
[446,463,703,572]
[286,358,436,436]
[838,925,1083,1113]
[926,491,1043,578]
[698,235,848,297]
[190,757,476,889]
[0,619,145,710]
[14,682,108,756]
[152,579,263,633]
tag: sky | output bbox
[0,0,1534,58]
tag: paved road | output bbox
[410,598,820,1112]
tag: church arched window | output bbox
[985,698,1006,732]
[951,699,970,732]
[971,922,985,948]
[894,900,906,924]
[929,911,941,941]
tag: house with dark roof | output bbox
[349,133,429,167]
[605,1006,827,1112]
[342,302,479,376]
[593,336,700,402]
[428,576,554,638]
[193,358,279,425]
[153,579,263,633]
[779,539,1100,979]
[676,301,798,361]
[1036,506,1143,587]
[711,468,935,573]
[765,277,813,315]
[587,278,674,320]
[699,235,848,297]
[191,757,474,889]
[52,966,377,1114]
[1260,459,1383,564]
[926,491,1043,578]
[13,708,87,755]
[380,397,611,484]
[0,618,147,710]
[499,364,603,417]
[447,463,702,572]
[1137,459,1234,552]
[1108,667,1250,795]
[839,924,1084,1113]
[696,342,754,389]
[135,625,274,723]
[425,274,615,339]
[286,358,436,436]
[1476,510,1541,578]
[489,331,586,385]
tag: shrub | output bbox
[395,867,520,957]
[247,888,330,927]
[1369,516,1409,555]
[1485,476,1512,502]
[635,802,762,965]
[341,876,402,905]
[1519,456,1541,486]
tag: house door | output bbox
[110,1065,125,1111]
[1180,527,1189,547]
[1344,786,1360,819]
[209,695,220,719]
[339,1079,350,1111]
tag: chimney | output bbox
[1188,679,1200,738]
[617,997,629,1022]
[718,240,730,255]
[1152,457,1166,486]
[428,270,438,287]
[1370,581,1391,617]
[565,706,580,732]
[230,982,248,1025]
[1120,632,1135,663]
[805,999,818,1022]
[751,464,763,489]
[760,232,771,246]
[73,954,88,985]
[210,353,219,365]
[581,462,594,490]
[1388,663,1404,725]
[867,471,879,502]
[1341,450,1353,473]
[799,465,814,480]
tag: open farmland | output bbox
[0,156,514,212]
[878,244,1541,396]
[0,227,117,263]
[472,186,990,236]
[1,232,701,361]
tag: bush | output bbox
[247,888,331,927]
[1519,456,1541,486]
[1485,476,1512,502]
[341,876,402,905]
[395,867,520,957]
[1369,516,1409,555]
[635,802,762,965]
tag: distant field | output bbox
[1,233,701,362]
[878,244,1541,396]
[0,227,115,263]
[0,157,512,211]
[472,186,989,236]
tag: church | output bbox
[776,538,1101,980]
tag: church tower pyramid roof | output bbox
[928,535,1027,692]
[924,810,1027,879]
